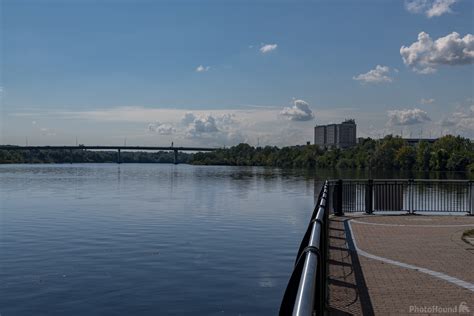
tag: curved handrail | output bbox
[280,180,330,316]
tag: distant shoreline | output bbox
[0,135,473,173]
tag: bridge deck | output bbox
[0,145,217,151]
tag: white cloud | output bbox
[181,112,197,125]
[216,113,237,126]
[260,43,277,54]
[400,32,474,74]
[388,108,431,125]
[196,65,210,72]
[185,114,219,136]
[181,113,237,136]
[280,99,314,121]
[405,0,457,18]
[148,121,175,135]
[440,105,474,132]
[427,0,457,17]
[353,65,393,83]
[420,98,435,104]
[405,0,429,14]
[181,112,245,145]
[11,105,420,146]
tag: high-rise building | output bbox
[326,124,338,145]
[314,125,326,145]
[337,119,357,148]
[314,119,356,148]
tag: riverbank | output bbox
[1,135,473,173]
[192,135,473,172]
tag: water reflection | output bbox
[0,164,317,316]
[0,164,471,315]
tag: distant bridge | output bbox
[404,138,437,146]
[0,145,218,164]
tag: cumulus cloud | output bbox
[260,43,277,54]
[185,114,219,136]
[181,112,197,125]
[388,108,431,126]
[180,112,244,144]
[280,99,314,121]
[420,98,435,104]
[196,65,210,72]
[427,0,457,17]
[148,121,175,135]
[353,65,393,83]
[216,113,237,125]
[16,105,410,146]
[400,32,474,74]
[405,0,457,18]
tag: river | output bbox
[0,164,470,315]
[0,164,321,315]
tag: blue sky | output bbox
[1,0,473,146]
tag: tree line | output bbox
[191,135,473,172]
[0,148,193,164]
[0,135,472,172]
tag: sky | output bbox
[1,0,473,147]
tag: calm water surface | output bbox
[0,164,319,315]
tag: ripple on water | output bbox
[0,164,315,315]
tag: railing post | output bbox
[334,179,343,216]
[409,179,414,214]
[365,179,373,214]
[117,149,121,164]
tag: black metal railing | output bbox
[280,178,472,315]
[279,181,330,316]
[330,179,473,214]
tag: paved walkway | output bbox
[328,214,474,315]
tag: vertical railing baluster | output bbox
[334,179,343,216]
[469,181,473,216]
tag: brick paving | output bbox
[328,215,474,315]
[328,216,369,315]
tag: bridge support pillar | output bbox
[117,149,121,164]
[173,149,178,165]
[70,149,73,164]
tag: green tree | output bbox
[430,149,449,170]
[395,146,416,170]
[416,141,431,171]
[370,135,406,169]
